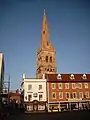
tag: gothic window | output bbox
[46,56,48,62]
[47,42,49,46]
[50,56,52,62]
[50,69,52,72]
[43,31,45,34]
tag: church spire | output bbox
[40,9,50,49]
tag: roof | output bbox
[45,73,90,82]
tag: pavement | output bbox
[6,110,90,120]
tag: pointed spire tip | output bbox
[44,9,46,15]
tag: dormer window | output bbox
[70,74,74,79]
[57,74,62,80]
[82,74,87,79]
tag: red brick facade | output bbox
[46,74,90,112]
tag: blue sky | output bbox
[0,0,90,90]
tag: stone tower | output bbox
[36,10,57,78]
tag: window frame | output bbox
[59,92,63,99]
[52,83,56,89]
[77,83,82,89]
[28,94,32,101]
[85,91,89,98]
[79,92,83,98]
[72,83,76,89]
[73,92,77,98]
[28,84,32,90]
[84,83,88,89]
[52,92,56,99]
[39,94,43,101]
[65,83,69,89]
[58,83,62,89]
[39,85,42,90]
[66,92,70,99]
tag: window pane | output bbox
[84,83,88,88]
[39,94,43,101]
[28,95,32,101]
[85,92,89,98]
[39,85,42,90]
[52,83,56,89]
[28,85,32,90]
[66,92,70,99]
[59,92,63,99]
[65,83,69,89]
[79,92,83,98]
[58,83,62,89]
[52,92,56,99]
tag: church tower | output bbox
[36,10,57,78]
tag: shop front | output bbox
[24,100,47,112]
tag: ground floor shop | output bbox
[48,100,90,112]
[24,100,47,112]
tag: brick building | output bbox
[9,91,20,104]
[46,73,90,112]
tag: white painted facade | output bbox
[21,76,47,102]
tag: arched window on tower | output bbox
[50,56,52,62]
[46,56,48,62]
